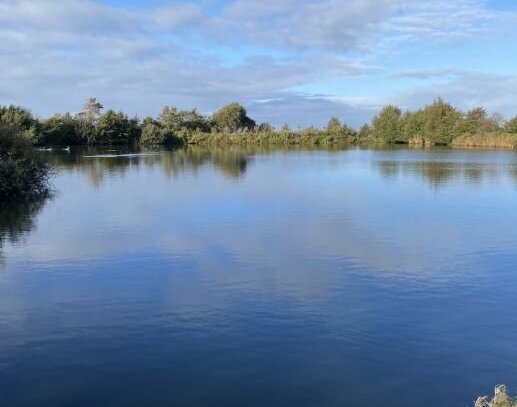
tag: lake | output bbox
[1,146,516,406]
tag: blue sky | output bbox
[0,0,516,127]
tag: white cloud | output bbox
[150,4,206,30]
[394,72,517,117]
[217,0,396,50]
[385,0,516,43]
[0,0,136,33]
[389,69,460,79]
[249,94,378,128]
[0,0,515,126]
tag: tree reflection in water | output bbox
[46,146,253,187]
[0,194,51,265]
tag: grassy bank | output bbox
[184,129,359,146]
[0,125,53,202]
[452,133,517,149]
[185,130,517,150]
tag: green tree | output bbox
[358,124,371,141]
[74,118,97,144]
[0,105,41,144]
[372,105,403,143]
[128,116,141,142]
[140,118,164,146]
[422,98,462,145]
[258,122,273,133]
[326,117,342,134]
[96,110,135,144]
[182,108,210,133]
[159,106,209,140]
[401,110,425,142]
[0,125,51,200]
[42,113,81,145]
[505,116,517,133]
[212,103,256,132]
[159,106,185,134]
[140,117,184,146]
[342,124,358,140]
[73,98,105,144]
[455,107,490,136]
[327,117,355,140]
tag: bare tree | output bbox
[83,98,104,122]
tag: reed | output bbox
[452,133,517,149]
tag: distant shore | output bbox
[1,98,516,150]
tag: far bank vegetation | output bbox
[1,98,517,149]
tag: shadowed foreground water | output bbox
[1,146,516,407]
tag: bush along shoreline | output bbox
[1,98,517,149]
[0,125,53,203]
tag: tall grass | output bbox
[451,133,517,149]
[184,129,358,146]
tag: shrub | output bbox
[96,110,136,144]
[258,122,274,133]
[74,117,97,144]
[0,126,52,200]
[505,117,517,133]
[358,124,372,142]
[211,102,256,132]
[402,110,425,143]
[421,98,462,145]
[41,113,81,146]
[372,105,403,143]
[139,119,170,146]
[0,105,41,144]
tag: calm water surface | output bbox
[1,146,516,406]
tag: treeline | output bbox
[1,98,517,148]
[370,98,517,148]
[0,99,368,147]
[0,99,262,147]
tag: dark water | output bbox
[1,146,516,407]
